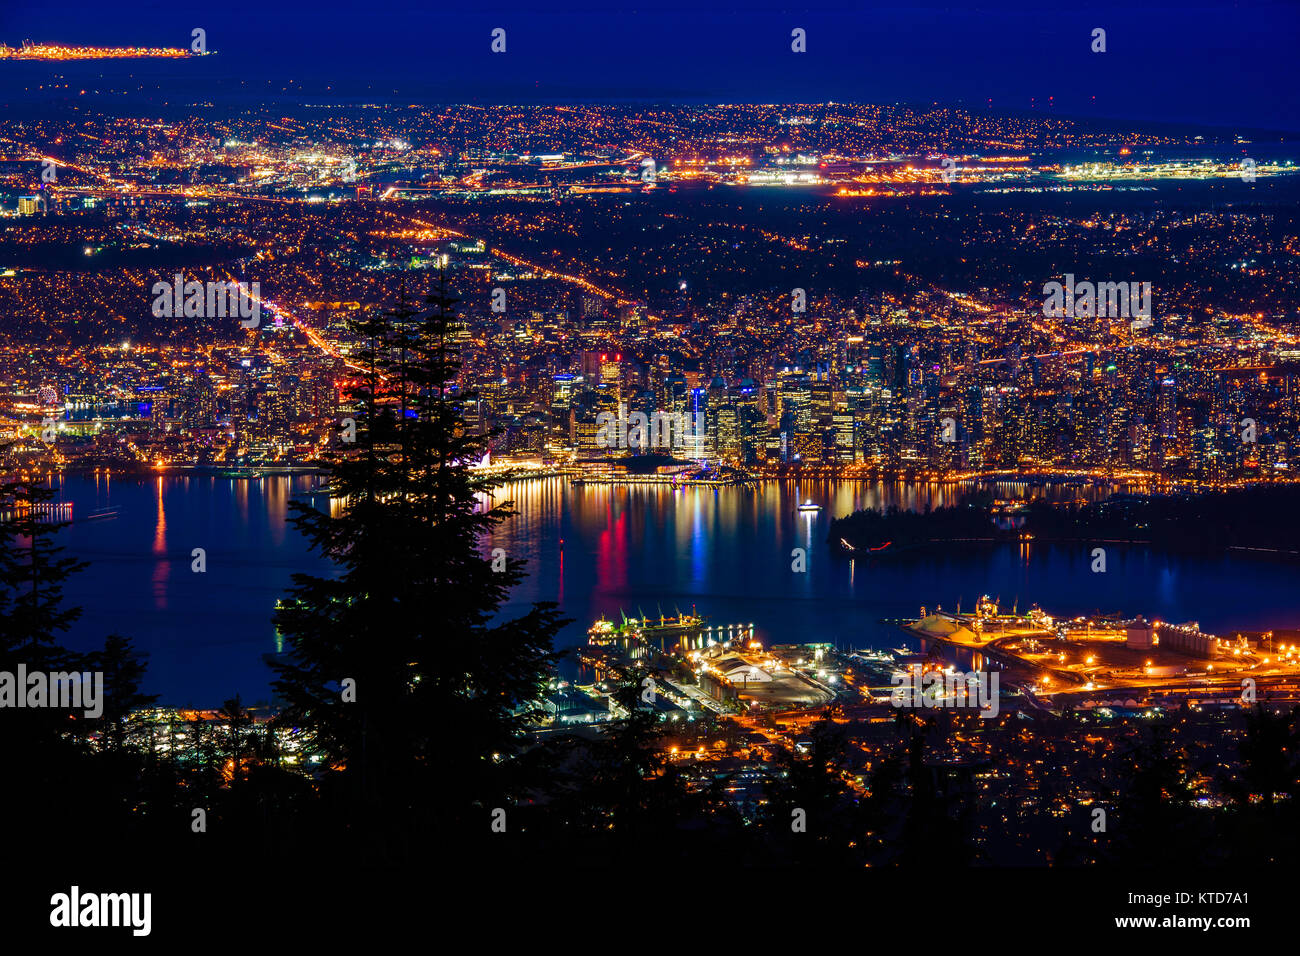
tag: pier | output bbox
[588,610,755,655]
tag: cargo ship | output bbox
[588,608,756,655]
[589,607,706,649]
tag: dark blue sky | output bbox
[1,1,1296,131]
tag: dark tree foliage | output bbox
[0,479,155,865]
[91,633,158,752]
[0,480,89,679]
[1107,723,1210,866]
[760,708,868,865]
[269,275,565,862]
[833,486,1300,557]
[0,479,93,760]
[1216,704,1300,864]
[886,714,978,867]
[1022,489,1300,552]
[528,675,736,865]
[829,493,995,554]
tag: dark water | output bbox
[490,478,1299,656]
[51,473,332,708]
[46,474,1300,705]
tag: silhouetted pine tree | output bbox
[218,694,254,786]
[0,479,89,680]
[761,708,867,865]
[1232,704,1295,809]
[1109,723,1207,865]
[91,633,158,751]
[531,674,735,867]
[1218,704,1299,863]
[881,714,977,867]
[0,479,110,860]
[270,275,564,862]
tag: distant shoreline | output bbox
[830,487,1300,562]
[60,464,325,479]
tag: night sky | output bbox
[0,1,1296,131]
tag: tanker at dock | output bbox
[588,608,755,655]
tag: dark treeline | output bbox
[1025,489,1300,553]
[832,487,1300,556]
[829,493,997,554]
[4,281,1299,912]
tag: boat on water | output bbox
[849,648,895,663]
[796,499,822,513]
[300,485,340,497]
[588,607,708,647]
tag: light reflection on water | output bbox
[50,473,332,707]
[36,473,1300,705]
[487,477,1300,672]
